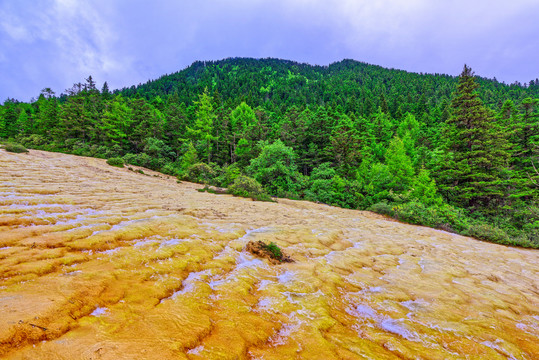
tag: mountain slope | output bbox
[117,57,539,112]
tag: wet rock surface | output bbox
[0,149,538,359]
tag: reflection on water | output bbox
[0,149,538,359]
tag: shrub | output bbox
[228,175,272,201]
[465,223,514,246]
[161,162,180,176]
[247,139,301,195]
[123,153,138,165]
[184,163,215,184]
[21,134,47,147]
[368,202,395,217]
[215,163,241,187]
[106,157,124,167]
[305,166,363,208]
[4,143,28,153]
[391,202,470,233]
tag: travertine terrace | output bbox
[0,149,538,359]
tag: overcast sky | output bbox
[1,0,538,101]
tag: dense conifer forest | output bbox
[1,58,538,247]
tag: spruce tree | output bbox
[437,65,510,210]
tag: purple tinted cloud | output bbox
[1,0,538,102]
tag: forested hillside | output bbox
[1,58,538,247]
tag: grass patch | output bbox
[263,242,283,260]
[106,157,124,167]
[4,143,29,153]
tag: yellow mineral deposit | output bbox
[0,149,538,359]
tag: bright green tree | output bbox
[385,137,414,192]
[410,167,442,205]
[97,96,131,147]
[187,88,217,163]
[229,102,256,162]
[247,139,301,195]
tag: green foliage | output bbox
[368,202,395,217]
[179,142,199,172]
[356,159,393,206]
[247,139,301,196]
[263,242,283,260]
[464,224,512,246]
[437,65,511,210]
[216,163,241,187]
[410,168,442,206]
[20,134,47,147]
[161,162,181,176]
[385,137,414,192]
[106,157,124,167]
[235,138,250,164]
[305,163,363,208]
[228,175,272,202]
[231,102,256,133]
[187,88,217,163]
[184,162,215,184]
[4,143,28,153]
[123,152,157,169]
[391,202,470,233]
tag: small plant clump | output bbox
[228,175,273,202]
[182,162,215,183]
[264,242,283,259]
[245,240,293,264]
[197,184,228,194]
[106,157,124,167]
[4,143,29,153]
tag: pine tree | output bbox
[327,114,361,176]
[16,109,31,135]
[187,88,217,163]
[510,97,539,200]
[437,65,511,210]
[101,82,111,101]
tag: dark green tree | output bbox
[437,65,511,210]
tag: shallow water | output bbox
[0,149,538,359]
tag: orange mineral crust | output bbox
[0,149,538,359]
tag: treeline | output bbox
[0,58,538,248]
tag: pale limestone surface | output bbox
[0,149,538,359]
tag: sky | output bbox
[1,0,538,102]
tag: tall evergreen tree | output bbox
[437,65,510,210]
[101,81,111,101]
